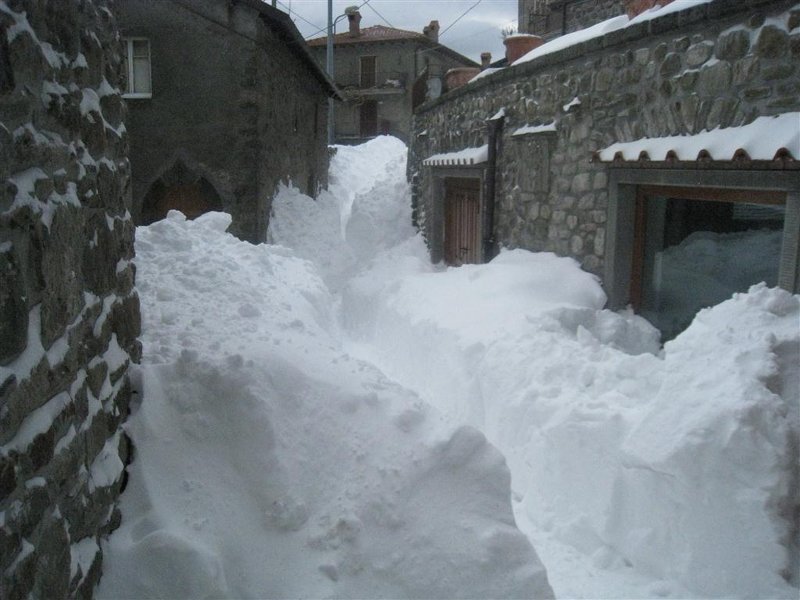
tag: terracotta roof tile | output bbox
[307,25,425,46]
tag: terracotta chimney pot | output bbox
[623,0,655,19]
[444,67,481,91]
[503,34,543,65]
[480,52,492,70]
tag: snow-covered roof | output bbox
[596,113,800,163]
[423,145,489,166]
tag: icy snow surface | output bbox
[100,136,799,599]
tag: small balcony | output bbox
[335,71,408,97]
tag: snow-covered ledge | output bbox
[423,144,489,166]
[512,122,557,137]
[596,112,800,162]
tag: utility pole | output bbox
[326,0,334,145]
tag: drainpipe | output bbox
[483,112,504,262]
[327,0,334,145]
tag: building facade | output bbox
[308,10,477,144]
[411,0,800,341]
[115,0,340,243]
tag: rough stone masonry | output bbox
[0,0,141,597]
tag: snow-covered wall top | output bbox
[0,1,140,598]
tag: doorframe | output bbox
[430,166,486,264]
[444,176,482,266]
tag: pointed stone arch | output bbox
[140,158,223,224]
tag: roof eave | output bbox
[236,0,343,100]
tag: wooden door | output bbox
[444,178,481,266]
[156,183,215,220]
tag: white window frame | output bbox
[122,37,152,99]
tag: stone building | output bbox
[411,0,800,340]
[115,0,340,243]
[307,10,477,144]
[1,0,141,597]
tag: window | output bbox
[359,56,377,88]
[359,100,378,137]
[605,169,800,341]
[122,38,152,98]
[634,190,786,339]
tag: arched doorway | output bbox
[141,160,223,224]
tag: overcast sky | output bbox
[278,0,519,63]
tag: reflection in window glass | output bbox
[640,197,785,340]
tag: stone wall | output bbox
[562,0,625,33]
[116,0,332,244]
[0,1,140,598]
[411,0,800,275]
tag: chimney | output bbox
[503,34,543,65]
[423,20,440,43]
[347,9,362,37]
[480,52,492,70]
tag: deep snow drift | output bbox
[100,136,799,599]
[97,187,552,594]
[274,138,800,599]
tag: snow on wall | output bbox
[0,1,140,598]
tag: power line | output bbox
[302,0,375,40]
[439,0,483,39]
[363,1,394,28]
[275,0,325,32]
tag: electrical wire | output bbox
[276,0,325,32]
[439,0,483,38]
[302,0,375,39]
[363,1,394,28]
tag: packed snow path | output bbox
[100,137,799,599]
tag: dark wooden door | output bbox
[157,183,214,220]
[444,178,481,266]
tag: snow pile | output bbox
[99,182,553,595]
[268,136,414,289]
[343,246,799,597]
[104,134,798,599]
